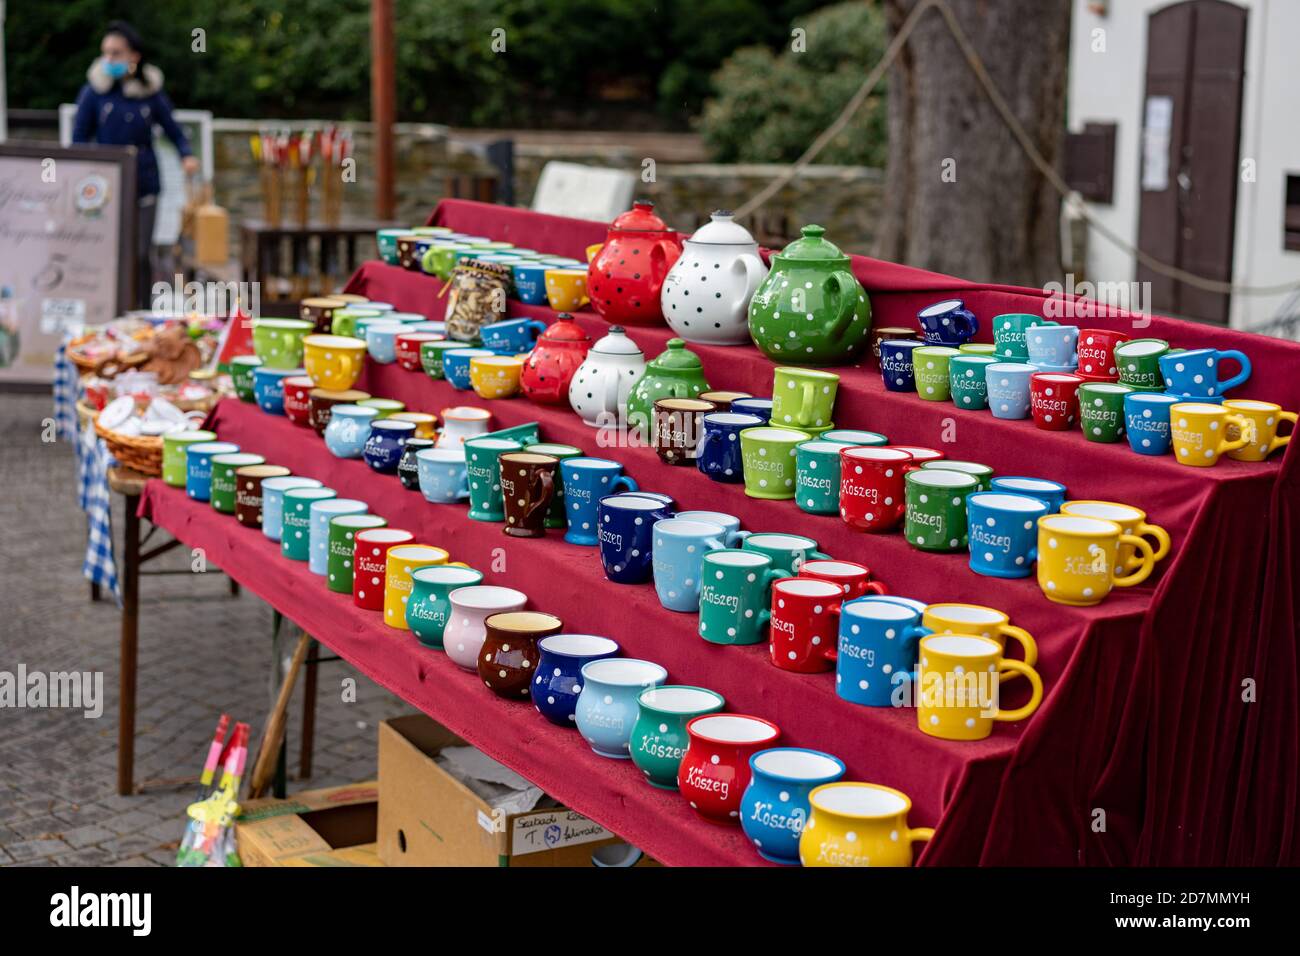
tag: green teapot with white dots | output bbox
[747,225,871,366]
[625,338,711,434]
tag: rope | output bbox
[733,0,1300,298]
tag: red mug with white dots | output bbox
[838,446,913,533]
[353,528,415,611]
[799,559,888,599]
[1030,372,1084,431]
[1075,329,1129,382]
[769,577,843,673]
[679,714,780,824]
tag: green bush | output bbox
[698,0,888,166]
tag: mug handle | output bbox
[1269,411,1298,456]
[902,624,931,660]
[525,320,548,340]
[957,308,979,341]
[731,530,753,545]
[797,380,818,427]
[1217,414,1254,456]
[864,579,889,596]
[609,474,638,493]
[821,604,843,664]
[996,624,1038,683]
[1216,350,1252,393]
[1112,534,1155,588]
[808,549,832,562]
[1133,521,1171,565]
[522,468,556,523]
[991,659,1043,723]
[908,827,936,849]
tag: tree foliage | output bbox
[698,1,888,166]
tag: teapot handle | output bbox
[731,253,768,326]
[823,270,861,343]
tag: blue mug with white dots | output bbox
[252,366,301,416]
[879,339,924,392]
[184,442,240,502]
[917,298,978,346]
[740,748,846,865]
[988,476,1067,514]
[835,599,930,707]
[696,412,763,483]
[965,491,1049,579]
[730,397,773,423]
[1158,347,1251,399]
[533,634,621,726]
[1124,392,1181,455]
[985,362,1036,420]
[560,458,639,545]
[651,517,729,613]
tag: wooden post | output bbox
[117,497,140,795]
[371,0,396,220]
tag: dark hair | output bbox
[105,19,144,55]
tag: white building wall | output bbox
[1067,0,1300,329]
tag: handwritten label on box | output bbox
[511,810,612,856]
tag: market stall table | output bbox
[137,200,1298,866]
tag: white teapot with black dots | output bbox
[661,211,768,346]
[568,326,647,427]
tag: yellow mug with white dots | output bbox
[916,633,1042,741]
[1224,399,1297,462]
[383,544,454,630]
[1036,513,1154,606]
[544,269,590,311]
[1169,402,1252,467]
[921,603,1036,681]
[799,782,934,867]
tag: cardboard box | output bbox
[236,781,383,867]
[378,714,638,867]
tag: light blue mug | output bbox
[185,442,240,502]
[651,517,728,612]
[260,476,322,542]
[965,491,1048,579]
[987,476,1067,514]
[1026,324,1080,368]
[674,510,749,548]
[835,599,930,707]
[560,457,638,545]
[324,404,379,458]
[309,498,367,575]
[574,658,668,758]
[1158,347,1251,399]
[1124,391,1182,455]
[416,447,470,503]
[985,362,1036,420]
[364,320,405,364]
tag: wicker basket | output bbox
[94,412,164,477]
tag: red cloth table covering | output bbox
[143,200,1299,866]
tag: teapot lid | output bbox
[591,326,644,356]
[688,211,757,246]
[610,200,671,233]
[648,338,702,371]
[779,224,848,262]
[539,313,591,344]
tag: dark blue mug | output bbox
[560,457,639,545]
[696,412,764,483]
[917,298,978,346]
[1157,347,1251,399]
[1124,391,1181,455]
[879,339,925,392]
[511,261,551,305]
[730,397,773,423]
[533,634,621,725]
[363,419,416,473]
[597,492,675,584]
[481,317,547,354]
[443,348,493,390]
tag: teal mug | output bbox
[795,440,846,516]
[407,564,485,649]
[699,549,784,646]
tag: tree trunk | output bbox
[874,0,1071,288]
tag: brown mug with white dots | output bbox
[234,465,291,529]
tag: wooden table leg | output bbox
[299,639,319,780]
[117,494,141,796]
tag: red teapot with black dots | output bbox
[521,313,592,405]
[588,200,683,327]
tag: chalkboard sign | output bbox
[0,141,137,385]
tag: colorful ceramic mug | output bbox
[1124,392,1181,455]
[904,468,979,552]
[1170,402,1252,467]
[406,564,483,647]
[698,549,782,646]
[1114,338,1171,391]
[232,464,290,529]
[921,603,1038,678]
[499,452,559,538]
[522,442,583,529]
[532,634,621,725]
[1159,347,1251,398]
[470,354,525,399]
[396,332,444,372]
[652,517,728,613]
[1060,500,1171,572]
[560,458,638,545]
[281,487,337,561]
[921,458,993,492]
[443,585,528,669]
[353,528,416,611]
[794,440,846,516]
[965,492,1048,578]
[835,599,929,707]
[741,749,845,865]
[696,412,764,484]
[575,658,669,758]
[162,430,218,487]
[630,686,726,789]
[209,453,265,514]
[363,321,406,365]
[298,296,346,333]
[679,714,780,823]
[912,346,960,401]
[1078,382,1133,443]
[823,429,889,447]
[229,355,263,403]
[327,514,387,595]
[363,419,416,473]
[481,317,547,353]
[1074,328,1128,381]
[309,388,369,436]
[465,437,523,521]
[798,559,887,600]
[739,426,809,500]
[800,782,933,867]
[917,299,977,346]
[260,476,321,541]
[598,493,675,584]
[730,397,773,423]
[949,355,997,410]
[544,269,590,311]
[1224,399,1297,462]
[281,375,315,427]
[1030,372,1083,431]
[992,313,1057,361]
[838,445,912,533]
[916,634,1043,740]
[323,404,379,459]
[479,611,564,700]
[384,544,454,630]
[252,318,313,370]
[742,532,827,575]
[1025,324,1079,369]
[444,348,494,391]
[252,366,303,416]
[988,476,1067,514]
[416,447,469,504]
[985,362,1036,420]
[771,367,839,431]
[879,339,925,392]
[308,498,367,575]
[1037,513,1155,605]
[769,577,842,674]
[302,334,366,390]
[420,339,466,380]
[652,398,714,466]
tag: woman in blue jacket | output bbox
[72,21,199,307]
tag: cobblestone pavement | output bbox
[0,392,410,866]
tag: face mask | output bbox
[105,61,130,79]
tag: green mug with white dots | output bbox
[913,346,960,402]
[739,426,810,500]
[904,468,979,553]
[327,514,387,594]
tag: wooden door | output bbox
[1136,0,1248,323]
